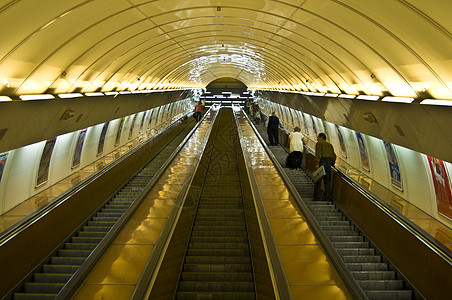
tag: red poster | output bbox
[427,156,452,220]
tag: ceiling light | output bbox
[338,94,356,99]
[325,93,339,97]
[420,99,452,106]
[104,92,118,96]
[357,95,380,101]
[382,96,414,103]
[0,96,12,102]
[20,94,55,101]
[85,92,104,96]
[58,93,83,99]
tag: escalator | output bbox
[175,108,255,299]
[7,118,198,300]
[253,120,421,300]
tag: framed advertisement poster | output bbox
[97,122,109,156]
[36,138,57,187]
[129,114,137,139]
[355,132,370,171]
[139,111,148,134]
[383,141,403,191]
[427,156,452,220]
[72,129,87,169]
[115,117,125,147]
[0,152,8,185]
[335,125,347,158]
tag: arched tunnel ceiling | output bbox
[1,0,452,100]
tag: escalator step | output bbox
[33,273,72,283]
[358,280,405,290]
[188,242,249,250]
[346,263,388,271]
[77,231,108,237]
[336,248,375,256]
[64,243,97,250]
[178,281,254,292]
[352,271,396,280]
[194,220,245,226]
[181,272,253,282]
[71,236,103,243]
[50,256,85,265]
[13,293,57,299]
[42,264,79,273]
[189,236,248,244]
[185,256,251,265]
[193,226,246,232]
[331,241,369,248]
[23,282,64,293]
[57,249,91,257]
[187,249,249,256]
[176,291,255,300]
[192,230,247,237]
[183,264,252,273]
[341,255,382,263]
[365,290,413,300]
[328,235,363,242]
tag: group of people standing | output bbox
[264,111,336,201]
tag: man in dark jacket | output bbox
[267,111,282,146]
[314,133,336,201]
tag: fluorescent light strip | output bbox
[20,94,55,101]
[420,99,452,106]
[357,95,380,101]
[325,93,339,97]
[85,92,104,96]
[105,92,118,96]
[0,96,12,102]
[338,94,356,99]
[119,91,131,94]
[58,93,83,99]
[382,96,414,103]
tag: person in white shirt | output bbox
[287,126,306,169]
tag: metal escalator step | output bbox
[187,249,249,256]
[71,236,103,243]
[183,263,252,273]
[176,291,255,300]
[99,208,127,214]
[57,249,91,257]
[188,242,249,250]
[185,256,251,265]
[77,231,108,237]
[341,255,382,263]
[96,212,123,218]
[33,273,72,283]
[325,230,360,237]
[50,256,85,265]
[189,236,248,244]
[178,281,254,292]
[92,216,121,222]
[365,289,413,300]
[181,272,253,282]
[318,220,350,227]
[42,264,79,273]
[64,243,97,250]
[87,221,116,227]
[351,271,396,280]
[192,230,247,237]
[336,248,375,256]
[13,292,57,299]
[331,241,369,248]
[23,282,64,293]
[321,225,355,231]
[82,226,110,232]
[358,280,405,290]
[346,263,388,271]
[194,220,245,226]
[192,225,246,232]
[328,235,364,242]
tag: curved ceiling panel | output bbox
[0,0,452,102]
